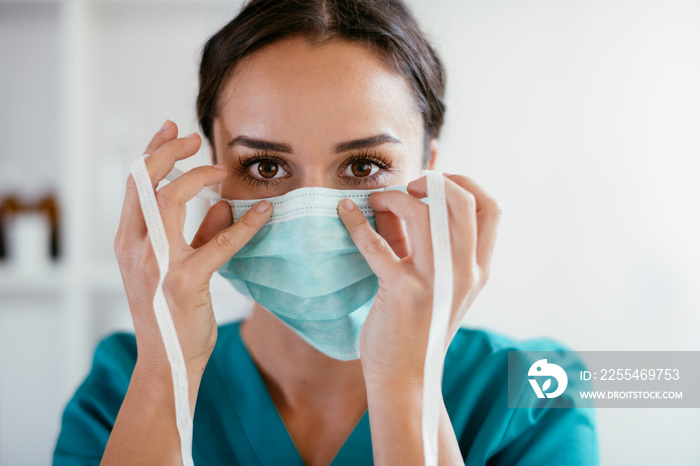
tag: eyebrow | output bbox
[227,136,292,153]
[226,134,402,154]
[333,134,402,153]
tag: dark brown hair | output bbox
[197,0,446,164]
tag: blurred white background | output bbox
[0,0,698,464]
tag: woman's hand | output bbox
[338,173,501,385]
[113,120,273,379]
[339,173,500,465]
[106,120,273,466]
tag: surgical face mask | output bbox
[217,186,394,361]
[132,158,452,466]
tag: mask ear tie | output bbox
[130,154,195,466]
[422,170,456,466]
[129,159,453,466]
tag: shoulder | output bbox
[444,326,586,389]
[447,325,576,358]
[66,320,243,395]
[443,326,599,466]
[54,322,245,465]
[65,331,139,407]
[53,332,137,464]
[91,332,139,377]
[443,326,572,390]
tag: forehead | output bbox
[215,36,422,146]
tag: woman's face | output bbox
[212,36,432,200]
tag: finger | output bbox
[144,132,202,189]
[144,120,178,156]
[407,175,481,336]
[116,120,180,239]
[374,210,410,258]
[447,176,502,275]
[188,200,273,275]
[338,198,401,278]
[157,164,227,209]
[367,190,433,273]
[115,174,148,243]
[444,177,479,284]
[408,174,501,274]
[190,201,233,249]
[416,175,478,262]
[156,164,227,236]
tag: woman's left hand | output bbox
[338,173,501,385]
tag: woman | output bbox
[54,0,598,464]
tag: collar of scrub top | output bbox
[148,161,455,466]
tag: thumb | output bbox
[189,200,272,275]
[190,200,232,249]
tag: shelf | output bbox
[0,261,128,296]
[0,3,246,463]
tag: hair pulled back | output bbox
[197,0,446,161]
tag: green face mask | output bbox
[218,186,397,360]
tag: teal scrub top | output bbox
[53,321,599,465]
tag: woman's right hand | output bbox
[113,120,272,381]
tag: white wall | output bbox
[411,1,700,464]
[0,0,698,464]
[414,0,700,352]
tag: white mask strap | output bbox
[130,160,454,466]
[130,155,195,466]
[422,170,455,466]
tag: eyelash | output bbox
[235,149,393,187]
[235,153,290,186]
[340,150,393,186]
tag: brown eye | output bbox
[257,161,279,178]
[247,160,288,180]
[345,161,379,178]
[351,162,373,177]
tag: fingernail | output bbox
[158,120,170,133]
[213,163,227,171]
[341,198,355,211]
[255,200,271,212]
[186,132,199,139]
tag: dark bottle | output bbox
[0,194,60,261]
